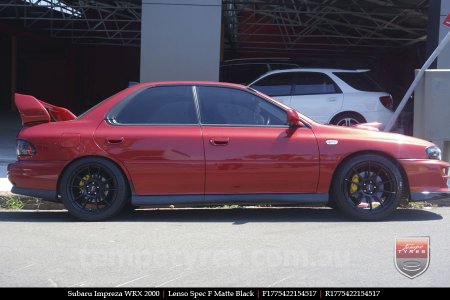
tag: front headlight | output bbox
[426,145,442,160]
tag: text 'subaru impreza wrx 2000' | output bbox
[8,82,450,221]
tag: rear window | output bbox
[112,86,197,125]
[333,72,384,92]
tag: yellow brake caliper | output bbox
[349,174,359,194]
[79,175,90,187]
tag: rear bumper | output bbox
[7,160,65,192]
[10,187,57,201]
[360,109,393,129]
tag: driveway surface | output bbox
[0,207,448,287]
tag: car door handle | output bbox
[106,137,124,144]
[328,97,337,102]
[209,138,230,146]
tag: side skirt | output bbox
[131,193,328,207]
[410,192,450,202]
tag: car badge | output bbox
[395,237,430,279]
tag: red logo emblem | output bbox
[444,14,450,27]
[395,237,430,279]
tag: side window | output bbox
[197,86,287,126]
[293,72,341,95]
[114,86,197,125]
[250,73,294,97]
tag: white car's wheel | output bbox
[330,112,365,126]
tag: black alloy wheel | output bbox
[332,154,404,220]
[60,157,128,221]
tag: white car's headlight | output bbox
[426,146,442,160]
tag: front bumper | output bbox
[399,158,450,201]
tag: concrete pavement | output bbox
[0,207,448,287]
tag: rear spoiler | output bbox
[15,93,76,125]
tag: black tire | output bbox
[327,199,338,209]
[330,112,365,126]
[123,202,139,212]
[59,157,129,221]
[331,154,404,221]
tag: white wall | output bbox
[140,0,222,82]
[414,70,450,161]
[437,1,450,68]
[413,2,450,162]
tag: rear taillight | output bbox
[379,95,393,110]
[17,139,36,157]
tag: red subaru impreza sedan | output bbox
[7,82,450,221]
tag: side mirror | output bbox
[287,109,301,128]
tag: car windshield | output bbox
[333,72,384,92]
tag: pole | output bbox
[384,30,450,132]
[10,35,17,111]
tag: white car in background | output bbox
[248,68,394,127]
